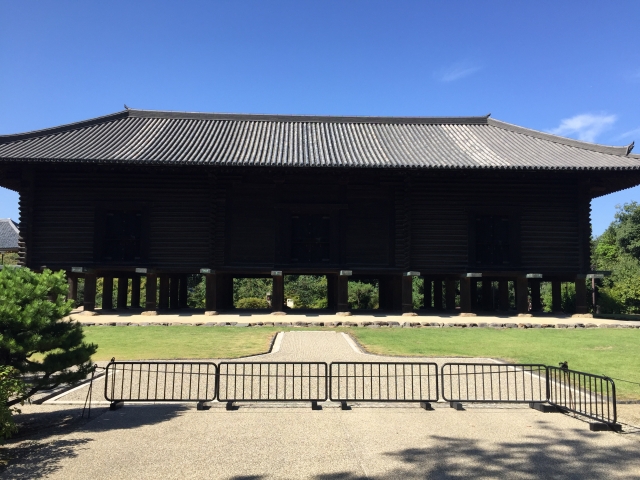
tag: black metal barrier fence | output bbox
[547,366,617,425]
[105,361,218,403]
[218,362,328,403]
[103,360,618,427]
[441,363,548,404]
[330,362,438,403]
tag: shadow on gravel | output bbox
[0,438,91,479]
[311,426,639,480]
[1,404,187,478]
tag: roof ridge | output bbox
[126,108,490,125]
[487,118,633,157]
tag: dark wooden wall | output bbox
[14,164,594,276]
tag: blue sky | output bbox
[1,1,639,235]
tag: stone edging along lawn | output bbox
[78,320,640,329]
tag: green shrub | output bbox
[235,297,270,309]
[348,281,379,309]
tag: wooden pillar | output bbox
[327,274,337,311]
[423,278,432,309]
[401,275,413,313]
[131,275,141,309]
[102,275,114,310]
[84,273,96,312]
[67,275,78,302]
[159,274,169,310]
[575,278,588,314]
[179,275,188,309]
[516,277,529,314]
[530,279,541,312]
[498,280,509,311]
[145,274,157,311]
[482,280,494,311]
[169,276,179,310]
[117,277,128,309]
[205,273,217,312]
[216,274,234,310]
[551,280,562,312]
[433,280,443,310]
[272,274,284,312]
[460,277,472,313]
[470,279,478,311]
[445,279,456,310]
[337,275,349,312]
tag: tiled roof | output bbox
[0,109,638,170]
[0,219,19,252]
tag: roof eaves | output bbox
[0,110,130,143]
[487,118,631,156]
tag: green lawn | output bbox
[349,328,640,400]
[82,326,640,400]
[83,326,280,361]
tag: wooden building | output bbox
[1,109,639,314]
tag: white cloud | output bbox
[549,113,617,143]
[617,127,640,140]
[436,62,481,82]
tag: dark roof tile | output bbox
[0,109,638,170]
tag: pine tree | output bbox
[0,268,97,407]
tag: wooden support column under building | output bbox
[327,274,337,311]
[205,273,217,312]
[117,277,128,309]
[401,274,414,313]
[145,274,157,311]
[498,280,509,311]
[470,279,478,311]
[422,278,432,309]
[445,279,456,311]
[482,280,494,311]
[516,277,529,314]
[67,275,78,302]
[433,280,443,310]
[179,275,188,309]
[169,276,179,310]
[159,275,169,310]
[102,275,114,310]
[460,277,472,313]
[84,273,96,312]
[272,272,284,312]
[337,273,350,312]
[131,275,141,309]
[530,279,542,312]
[551,280,562,313]
[575,277,588,314]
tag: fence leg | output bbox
[420,401,433,411]
[340,401,351,411]
[450,402,464,411]
[589,422,622,432]
[311,401,322,411]
[529,402,559,413]
[110,401,124,411]
[226,401,238,411]
[197,401,212,411]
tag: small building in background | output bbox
[0,218,19,265]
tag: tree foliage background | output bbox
[592,202,640,314]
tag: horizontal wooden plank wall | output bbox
[18,165,589,275]
[28,167,210,269]
[410,173,582,274]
